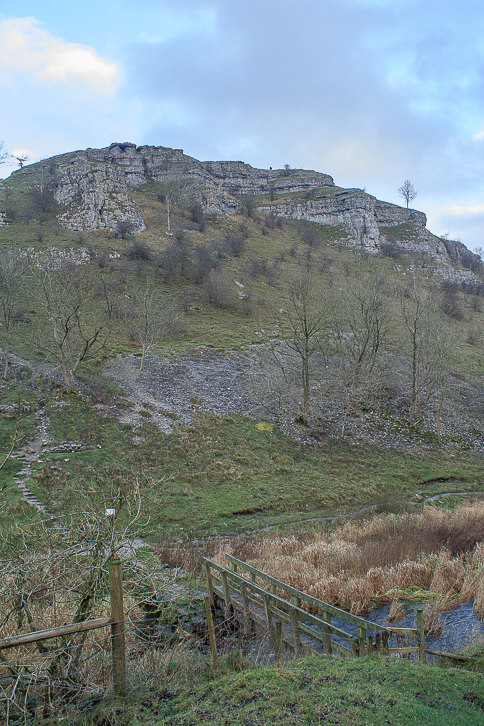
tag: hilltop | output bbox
[1,141,480,275]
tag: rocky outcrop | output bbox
[5,141,478,272]
[46,143,335,231]
[259,190,430,251]
[374,201,427,227]
[51,154,145,232]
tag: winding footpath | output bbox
[11,403,57,521]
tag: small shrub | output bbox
[379,241,402,258]
[202,269,232,307]
[466,328,481,345]
[125,241,152,262]
[115,218,138,239]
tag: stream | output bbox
[316,600,484,660]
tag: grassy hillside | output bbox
[71,656,484,726]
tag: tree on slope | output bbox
[398,179,417,209]
[273,268,329,425]
[125,282,182,371]
[0,250,25,380]
[335,265,388,432]
[35,264,110,393]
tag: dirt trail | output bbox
[11,403,57,520]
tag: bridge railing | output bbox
[204,555,426,662]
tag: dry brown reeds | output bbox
[163,501,484,616]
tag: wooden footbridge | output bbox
[204,555,427,662]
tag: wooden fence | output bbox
[0,559,127,697]
[204,555,427,662]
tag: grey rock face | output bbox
[33,142,480,273]
[48,143,335,232]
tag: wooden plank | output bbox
[241,585,252,635]
[387,646,419,655]
[223,555,384,633]
[211,563,363,645]
[221,571,232,614]
[223,567,357,642]
[330,640,353,657]
[386,627,418,635]
[274,621,283,661]
[425,649,476,662]
[0,618,110,650]
[264,594,275,648]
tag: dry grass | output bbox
[160,501,484,616]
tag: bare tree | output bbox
[335,267,388,432]
[401,275,453,428]
[35,264,109,393]
[13,154,29,168]
[0,478,183,719]
[398,179,417,209]
[0,251,25,380]
[125,283,181,370]
[273,269,328,424]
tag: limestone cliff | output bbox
[4,141,480,272]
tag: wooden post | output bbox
[109,559,127,698]
[274,620,283,662]
[292,596,302,609]
[322,611,332,654]
[382,631,389,655]
[352,638,360,657]
[357,626,367,656]
[367,633,374,655]
[416,607,427,664]
[290,608,302,657]
[241,584,252,635]
[205,561,215,607]
[270,583,277,595]
[264,594,275,649]
[204,596,218,668]
[221,571,232,616]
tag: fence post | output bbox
[290,607,302,657]
[322,610,332,655]
[109,559,127,697]
[204,596,218,668]
[221,571,232,617]
[274,620,283,662]
[241,584,252,635]
[416,607,427,664]
[357,626,367,656]
[264,594,275,649]
[204,561,215,607]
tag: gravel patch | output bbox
[103,347,484,454]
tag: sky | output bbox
[0,0,483,253]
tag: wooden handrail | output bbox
[206,559,386,652]
[224,554,386,633]
[0,617,111,650]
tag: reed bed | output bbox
[161,502,484,616]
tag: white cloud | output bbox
[473,130,484,140]
[448,203,484,217]
[0,17,120,94]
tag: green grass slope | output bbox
[76,657,484,726]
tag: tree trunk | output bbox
[2,342,8,380]
[140,344,147,371]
